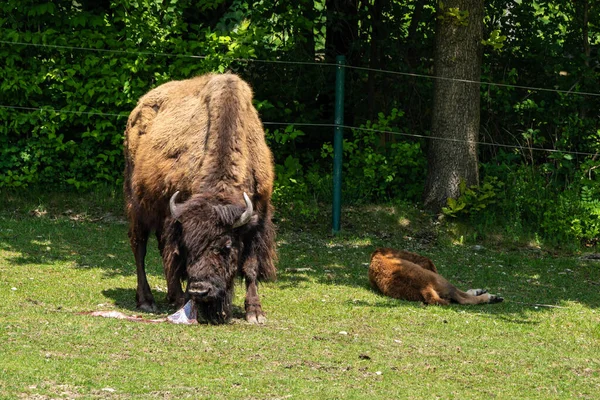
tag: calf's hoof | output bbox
[489,295,504,304]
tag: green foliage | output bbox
[265,124,306,161]
[437,2,470,26]
[272,154,321,222]
[321,109,426,203]
[442,177,503,217]
[482,29,506,51]
[0,0,255,190]
[466,158,600,248]
[444,9,470,26]
[570,184,600,245]
[1,0,599,249]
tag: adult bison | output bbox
[123,73,276,324]
[369,248,503,305]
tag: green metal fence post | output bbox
[332,55,346,234]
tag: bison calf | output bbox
[369,248,503,305]
[123,73,276,324]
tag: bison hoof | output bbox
[246,313,267,325]
[138,302,158,313]
[245,306,267,324]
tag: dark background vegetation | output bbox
[1,0,599,250]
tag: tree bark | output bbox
[423,0,484,213]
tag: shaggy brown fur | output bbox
[369,248,503,305]
[123,73,276,324]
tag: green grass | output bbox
[1,189,599,399]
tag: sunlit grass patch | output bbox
[1,191,599,398]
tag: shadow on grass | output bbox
[101,287,247,322]
[0,214,160,278]
[274,205,600,316]
[2,202,599,318]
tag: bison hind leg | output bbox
[421,287,450,305]
[129,223,158,313]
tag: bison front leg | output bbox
[157,230,186,308]
[242,256,267,324]
[128,223,157,312]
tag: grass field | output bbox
[1,190,599,399]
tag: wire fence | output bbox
[2,39,600,97]
[1,104,598,158]
[1,39,599,158]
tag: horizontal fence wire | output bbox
[2,39,600,97]
[0,104,598,158]
[1,39,599,158]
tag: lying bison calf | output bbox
[369,248,503,305]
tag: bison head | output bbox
[168,191,256,324]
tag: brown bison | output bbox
[369,248,503,305]
[123,73,276,324]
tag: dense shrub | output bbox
[443,158,600,248]
[321,109,427,204]
[1,1,598,248]
[0,0,254,189]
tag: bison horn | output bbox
[233,192,253,228]
[169,191,182,220]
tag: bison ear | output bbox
[170,191,184,221]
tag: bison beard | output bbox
[123,73,276,324]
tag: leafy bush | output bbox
[321,109,426,203]
[457,159,600,247]
[0,0,255,190]
[271,155,321,221]
[442,176,503,217]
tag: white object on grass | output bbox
[167,300,198,324]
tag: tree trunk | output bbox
[423,0,484,213]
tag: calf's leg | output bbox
[421,286,451,305]
[453,288,503,304]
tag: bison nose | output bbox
[188,281,212,298]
